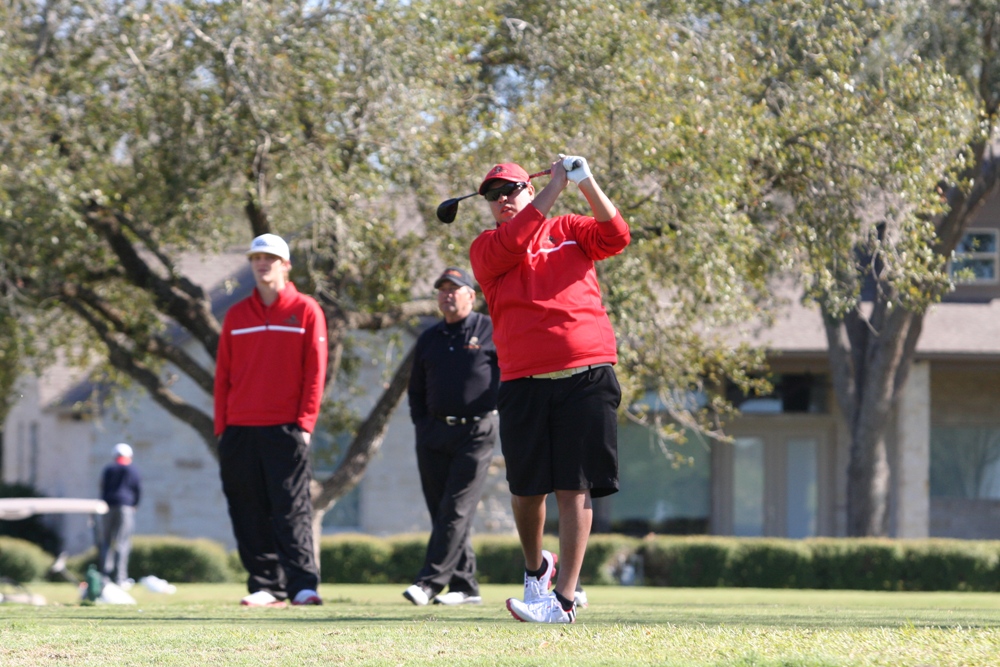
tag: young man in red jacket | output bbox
[470,155,630,623]
[214,233,328,607]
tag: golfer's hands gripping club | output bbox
[559,154,592,184]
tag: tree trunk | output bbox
[311,504,326,576]
[313,344,416,511]
[845,427,891,536]
[826,302,923,536]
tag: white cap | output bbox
[247,234,290,261]
[114,443,133,459]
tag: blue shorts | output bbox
[497,365,621,498]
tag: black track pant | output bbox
[219,424,318,600]
[413,413,497,596]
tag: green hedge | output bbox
[317,533,639,586]
[639,536,1000,591]
[19,533,1000,590]
[899,539,1000,592]
[809,538,904,590]
[0,536,53,583]
[318,533,394,584]
[68,536,239,583]
[640,537,734,587]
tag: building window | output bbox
[930,426,1000,498]
[727,374,829,415]
[949,229,999,285]
[549,422,711,536]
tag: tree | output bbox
[9,0,983,541]
[450,0,1000,537]
[723,0,993,535]
[439,0,782,442]
[0,0,498,525]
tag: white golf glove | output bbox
[560,154,593,184]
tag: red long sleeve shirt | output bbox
[470,204,630,381]
[213,283,328,435]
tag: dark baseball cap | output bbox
[433,267,475,290]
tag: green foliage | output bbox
[318,533,394,584]
[384,534,433,584]
[128,537,234,583]
[226,548,246,583]
[467,534,530,585]
[68,536,235,583]
[809,538,905,591]
[0,536,52,583]
[0,483,63,555]
[724,539,816,589]
[2,0,998,538]
[899,539,1000,592]
[640,536,1000,591]
[640,537,736,587]
[20,533,1000,591]
[582,534,643,585]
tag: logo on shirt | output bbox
[284,314,299,325]
[466,336,481,350]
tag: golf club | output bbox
[435,160,583,224]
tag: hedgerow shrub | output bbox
[319,533,393,584]
[42,533,1000,589]
[899,539,1000,592]
[0,536,52,582]
[809,538,904,590]
[385,534,431,583]
[724,539,815,588]
[585,534,643,585]
[470,534,528,584]
[640,537,734,587]
[128,537,233,582]
[227,549,247,581]
[68,536,234,583]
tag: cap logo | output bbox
[489,166,503,177]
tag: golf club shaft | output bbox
[527,159,581,181]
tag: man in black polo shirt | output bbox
[403,267,500,606]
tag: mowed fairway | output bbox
[1,584,999,666]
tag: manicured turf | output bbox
[1,583,999,665]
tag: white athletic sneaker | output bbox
[240,590,287,607]
[291,589,322,605]
[403,584,432,606]
[506,592,576,624]
[433,591,483,605]
[524,550,557,602]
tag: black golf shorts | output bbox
[498,364,621,498]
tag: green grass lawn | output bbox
[1,583,999,666]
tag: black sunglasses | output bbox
[483,181,527,202]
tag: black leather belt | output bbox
[434,410,497,426]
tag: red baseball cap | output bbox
[479,163,530,195]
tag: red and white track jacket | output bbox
[214,283,328,435]
[470,204,630,381]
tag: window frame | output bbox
[949,228,1000,286]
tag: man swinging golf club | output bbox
[469,154,630,623]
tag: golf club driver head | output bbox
[436,199,460,224]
